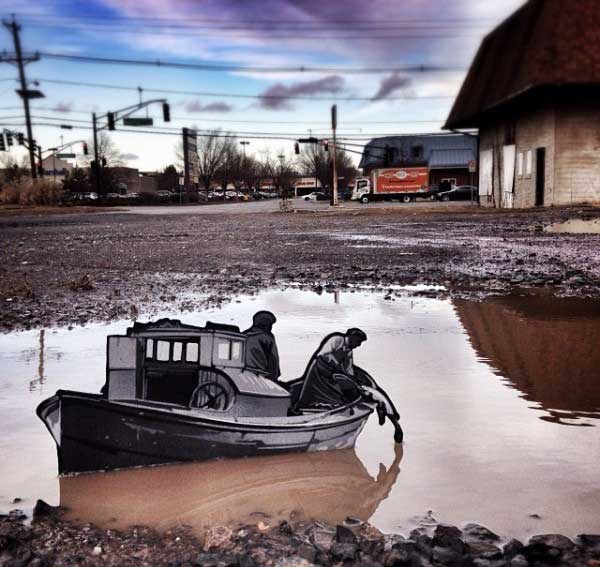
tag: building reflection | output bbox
[454,295,600,425]
[60,445,402,534]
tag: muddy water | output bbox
[546,218,600,234]
[1,289,600,539]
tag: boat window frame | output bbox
[144,337,201,365]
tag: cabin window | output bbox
[172,342,183,361]
[216,338,243,362]
[186,341,199,362]
[357,180,368,189]
[156,340,170,362]
[146,338,154,359]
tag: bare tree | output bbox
[196,130,231,193]
[80,132,127,167]
[296,144,356,192]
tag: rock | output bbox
[32,499,59,519]
[383,547,411,567]
[330,541,357,561]
[509,554,528,567]
[432,525,467,555]
[358,561,384,567]
[467,542,502,560]
[311,526,335,553]
[92,546,102,556]
[502,540,524,559]
[203,525,234,551]
[463,524,500,542]
[274,556,316,567]
[432,545,471,566]
[297,543,317,563]
[239,556,257,567]
[579,535,600,549]
[5,560,27,567]
[336,524,358,544]
[528,534,574,551]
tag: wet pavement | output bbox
[1,288,600,540]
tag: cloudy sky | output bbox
[0,0,524,170]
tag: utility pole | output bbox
[331,104,339,206]
[2,16,41,179]
[92,112,101,195]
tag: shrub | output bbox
[0,179,65,206]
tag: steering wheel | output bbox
[189,381,230,410]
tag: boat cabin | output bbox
[106,319,291,417]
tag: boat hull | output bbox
[37,391,373,474]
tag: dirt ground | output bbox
[1,203,599,332]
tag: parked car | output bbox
[437,185,478,202]
[106,193,125,199]
[156,190,174,203]
[304,192,329,201]
[124,192,140,200]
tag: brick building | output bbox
[359,134,477,188]
[445,0,600,208]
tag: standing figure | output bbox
[295,328,367,409]
[244,310,281,382]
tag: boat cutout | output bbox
[37,318,399,474]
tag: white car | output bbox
[303,192,328,201]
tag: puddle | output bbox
[1,289,600,539]
[545,218,600,234]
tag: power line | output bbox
[38,51,466,75]
[36,77,457,102]
[29,106,447,124]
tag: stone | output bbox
[273,557,316,567]
[463,524,500,542]
[92,546,102,556]
[432,546,471,567]
[509,555,528,567]
[467,542,502,560]
[502,540,524,560]
[32,499,59,519]
[311,526,335,553]
[579,535,600,549]
[203,526,234,551]
[432,525,467,555]
[297,543,317,564]
[330,541,357,561]
[529,534,574,551]
[336,524,358,545]
[239,556,258,567]
[383,546,411,566]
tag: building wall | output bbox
[479,104,556,208]
[429,168,474,187]
[554,101,600,205]
[479,99,600,208]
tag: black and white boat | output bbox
[37,319,386,474]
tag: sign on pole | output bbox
[123,117,154,127]
[182,128,199,191]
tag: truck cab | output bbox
[351,177,370,201]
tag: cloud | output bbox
[371,73,412,101]
[52,101,73,113]
[258,75,344,110]
[121,153,139,161]
[184,100,233,113]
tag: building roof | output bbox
[429,148,474,169]
[445,0,600,129]
[359,133,476,170]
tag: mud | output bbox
[1,204,600,332]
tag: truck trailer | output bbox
[351,167,429,203]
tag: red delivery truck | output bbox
[351,167,429,203]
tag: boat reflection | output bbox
[455,295,600,425]
[60,445,403,534]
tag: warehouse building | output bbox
[359,133,478,188]
[445,0,600,208]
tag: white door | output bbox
[502,145,516,209]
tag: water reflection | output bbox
[60,446,403,534]
[455,295,600,425]
[29,330,45,392]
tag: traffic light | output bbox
[162,102,170,122]
[0,134,5,152]
[17,133,24,145]
[82,142,89,155]
[294,142,299,155]
[5,132,13,146]
[107,112,116,131]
